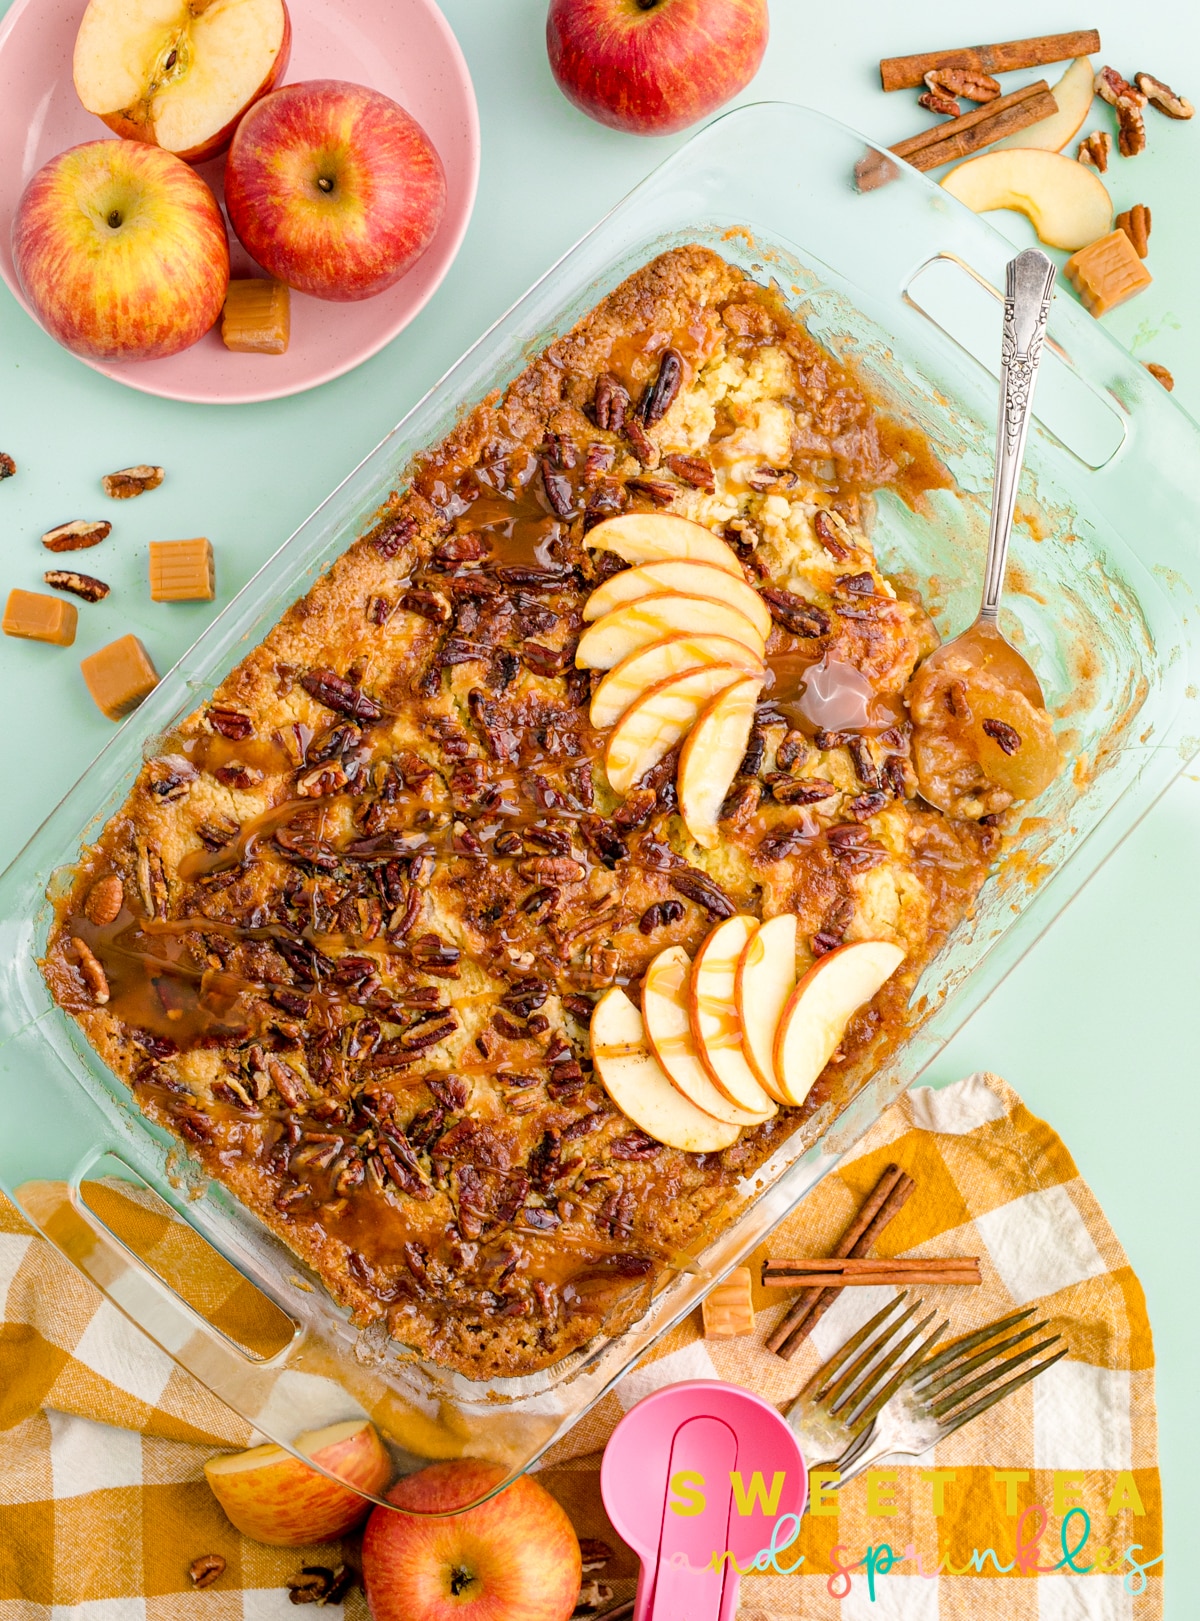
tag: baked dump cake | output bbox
[43,246,1057,1379]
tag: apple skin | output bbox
[93,2,292,165]
[546,0,768,136]
[362,1459,582,1621]
[225,80,447,301]
[12,140,229,362]
[203,1418,392,1546]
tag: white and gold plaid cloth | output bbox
[0,1072,1162,1617]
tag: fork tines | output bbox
[801,1292,947,1433]
[914,1306,1068,1432]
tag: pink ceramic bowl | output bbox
[0,0,479,403]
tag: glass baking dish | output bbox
[2,102,1199,1513]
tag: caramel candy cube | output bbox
[3,588,77,646]
[1065,230,1153,316]
[702,1265,755,1339]
[222,278,290,355]
[149,538,215,602]
[81,634,159,720]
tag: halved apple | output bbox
[676,676,762,848]
[940,148,1112,252]
[689,915,778,1115]
[74,0,291,165]
[203,1417,391,1545]
[590,987,740,1153]
[735,913,797,1106]
[991,57,1095,154]
[585,512,743,575]
[604,664,750,796]
[590,633,763,730]
[643,946,774,1125]
[585,559,773,641]
[772,940,906,1108]
[577,593,764,671]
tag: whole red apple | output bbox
[224,80,446,301]
[12,140,229,362]
[362,1459,582,1621]
[546,0,768,135]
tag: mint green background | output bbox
[1,0,1197,1602]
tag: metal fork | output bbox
[825,1306,1068,1487]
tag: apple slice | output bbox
[203,1417,391,1545]
[590,633,763,730]
[74,0,291,165]
[735,913,798,1106]
[772,940,906,1108]
[576,593,764,671]
[940,148,1112,252]
[643,946,774,1125]
[585,559,773,641]
[585,512,742,575]
[590,987,740,1152]
[677,676,762,848]
[991,57,1095,154]
[604,664,750,796]
[689,915,778,1115]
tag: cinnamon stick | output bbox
[855,81,1058,193]
[880,30,1101,92]
[764,1164,914,1358]
[763,1256,981,1287]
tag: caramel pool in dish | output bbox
[43,246,1057,1379]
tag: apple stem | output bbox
[635,0,661,9]
[317,176,335,193]
[449,1567,476,1596]
[107,210,122,229]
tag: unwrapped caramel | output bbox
[81,634,159,719]
[1065,230,1152,316]
[149,538,214,602]
[3,588,77,646]
[702,1265,755,1339]
[222,279,290,354]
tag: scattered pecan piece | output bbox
[41,519,111,552]
[44,569,109,601]
[613,786,657,829]
[72,936,109,1003]
[102,464,163,499]
[918,88,961,117]
[1116,204,1151,258]
[759,585,830,638]
[609,1129,662,1160]
[668,866,736,919]
[639,348,683,425]
[286,1563,356,1605]
[367,594,392,625]
[663,453,715,491]
[0,452,13,480]
[746,465,798,492]
[1136,71,1193,119]
[517,856,585,883]
[593,372,629,433]
[522,641,570,676]
[1095,67,1148,155]
[84,874,123,925]
[208,705,252,739]
[189,1553,226,1589]
[624,413,656,466]
[814,510,851,559]
[924,66,1000,102]
[299,668,383,722]
[214,762,263,790]
[848,790,887,820]
[374,512,418,560]
[982,717,1022,754]
[768,774,837,805]
[580,1539,615,1571]
[626,477,676,507]
[1145,361,1175,390]
[638,898,684,934]
[1077,130,1110,172]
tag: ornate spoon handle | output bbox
[978,248,1056,627]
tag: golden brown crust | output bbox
[43,246,996,1380]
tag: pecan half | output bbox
[982,717,1022,754]
[814,510,851,559]
[668,866,735,919]
[517,856,585,883]
[299,668,383,722]
[918,88,961,117]
[593,372,629,433]
[768,774,837,805]
[189,1553,226,1589]
[1145,361,1174,391]
[285,1563,356,1604]
[41,519,111,552]
[624,414,656,467]
[1136,71,1194,119]
[924,66,1000,102]
[208,705,252,739]
[102,464,163,499]
[638,898,684,934]
[1116,204,1151,258]
[72,936,109,1003]
[663,453,715,491]
[84,874,123,925]
[374,512,418,560]
[1077,130,1110,172]
[626,477,676,507]
[759,585,830,638]
[639,348,683,425]
[0,452,13,479]
[1095,67,1148,155]
[44,569,109,601]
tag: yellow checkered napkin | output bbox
[0,1073,1162,1618]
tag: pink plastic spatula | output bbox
[601,1380,807,1621]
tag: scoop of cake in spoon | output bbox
[907,249,1062,819]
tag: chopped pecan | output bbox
[285,1563,356,1604]
[768,774,837,805]
[668,866,735,919]
[759,585,830,638]
[1095,67,1147,155]
[189,1553,226,1589]
[814,510,851,559]
[593,372,630,433]
[0,452,13,479]
[373,512,418,560]
[609,1130,662,1160]
[367,594,392,625]
[1116,204,1151,258]
[102,464,163,499]
[624,414,656,466]
[848,736,879,788]
[775,729,807,771]
[848,790,887,820]
[613,786,657,829]
[299,668,383,722]
[522,884,559,917]
[541,460,576,518]
[521,1204,561,1230]
[982,717,1022,754]
[1077,130,1110,172]
[1095,65,1144,107]
[267,1056,308,1109]
[523,824,572,854]
[626,478,676,508]
[1136,71,1193,119]
[41,519,111,552]
[663,453,715,491]
[639,348,683,425]
[71,937,109,1004]
[214,762,262,791]
[579,815,627,869]
[295,763,347,797]
[517,855,585,884]
[746,466,798,492]
[1145,361,1175,390]
[44,568,109,601]
[918,88,961,117]
[435,532,489,564]
[522,641,570,676]
[208,705,252,739]
[84,874,124,925]
[428,1074,469,1110]
[410,933,461,975]
[638,898,685,935]
[584,441,615,482]
[399,586,450,623]
[924,66,1000,102]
